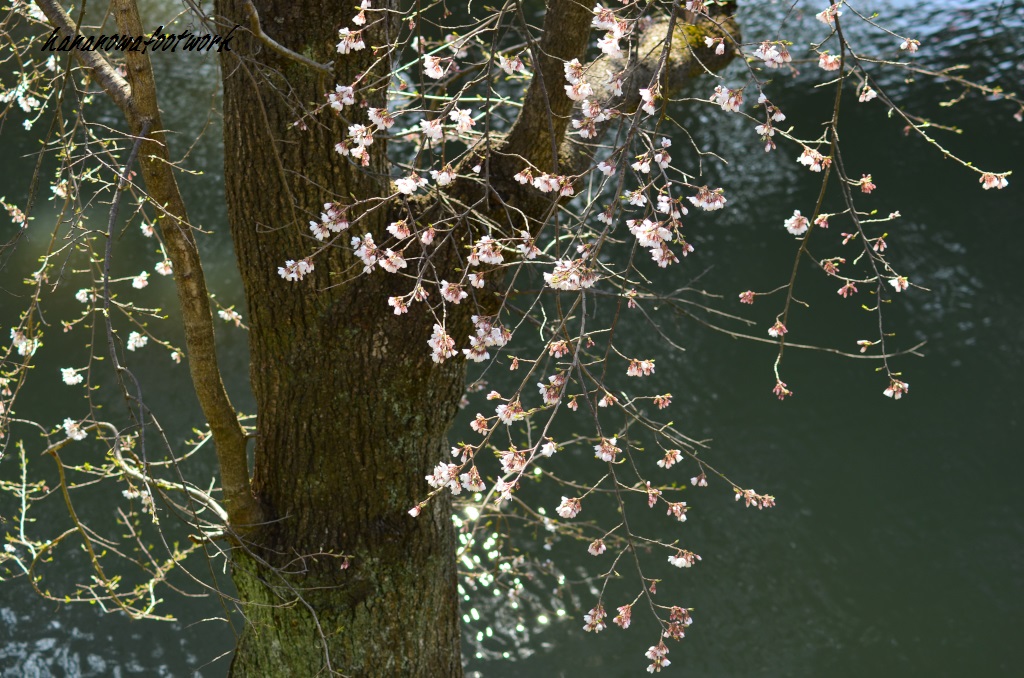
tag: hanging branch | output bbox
[33,0,262,532]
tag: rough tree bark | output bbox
[214,1,467,675]
[213,0,485,674]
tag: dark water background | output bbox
[2,1,1022,676]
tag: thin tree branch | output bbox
[71,0,262,531]
[33,0,133,112]
[32,4,256,525]
[240,0,334,75]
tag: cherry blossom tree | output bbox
[0,0,1014,675]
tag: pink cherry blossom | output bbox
[822,258,842,276]
[639,87,658,115]
[772,379,792,400]
[395,172,427,195]
[548,340,571,358]
[646,642,671,673]
[427,324,457,363]
[980,173,1009,190]
[668,549,701,568]
[426,461,462,494]
[565,79,594,102]
[61,368,83,386]
[818,52,841,71]
[430,165,457,186]
[123,333,146,352]
[277,258,315,281]
[664,606,693,639]
[419,118,443,142]
[592,4,617,32]
[711,85,743,112]
[440,280,468,304]
[497,53,524,75]
[468,235,504,266]
[557,496,582,519]
[626,358,655,377]
[797,148,831,172]
[388,296,408,315]
[495,399,525,424]
[625,189,647,207]
[657,449,682,469]
[888,276,909,292]
[594,437,621,462]
[666,502,688,522]
[387,220,411,240]
[470,414,489,434]
[377,249,407,273]
[883,378,909,399]
[368,107,395,129]
[784,210,810,235]
[499,446,527,474]
[753,41,790,68]
[532,173,560,193]
[448,108,475,134]
[543,258,598,291]
[327,84,355,111]
[613,604,632,629]
[348,123,374,148]
[517,231,540,259]
[645,481,662,508]
[336,28,365,54]
[423,55,447,79]
[688,185,727,211]
[352,233,378,271]
[564,58,584,85]
[460,467,486,492]
[597,33,622,57]
[816,4,842,25]
[705,36,727,56]
[583,604,605,632]
[351,2,367,26]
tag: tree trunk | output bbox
[213,0,736,672]
[216,1,464,674]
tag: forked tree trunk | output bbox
[216,1,464,675]
[213,0,735,673]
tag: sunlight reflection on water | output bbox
[1,1,1021,676]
